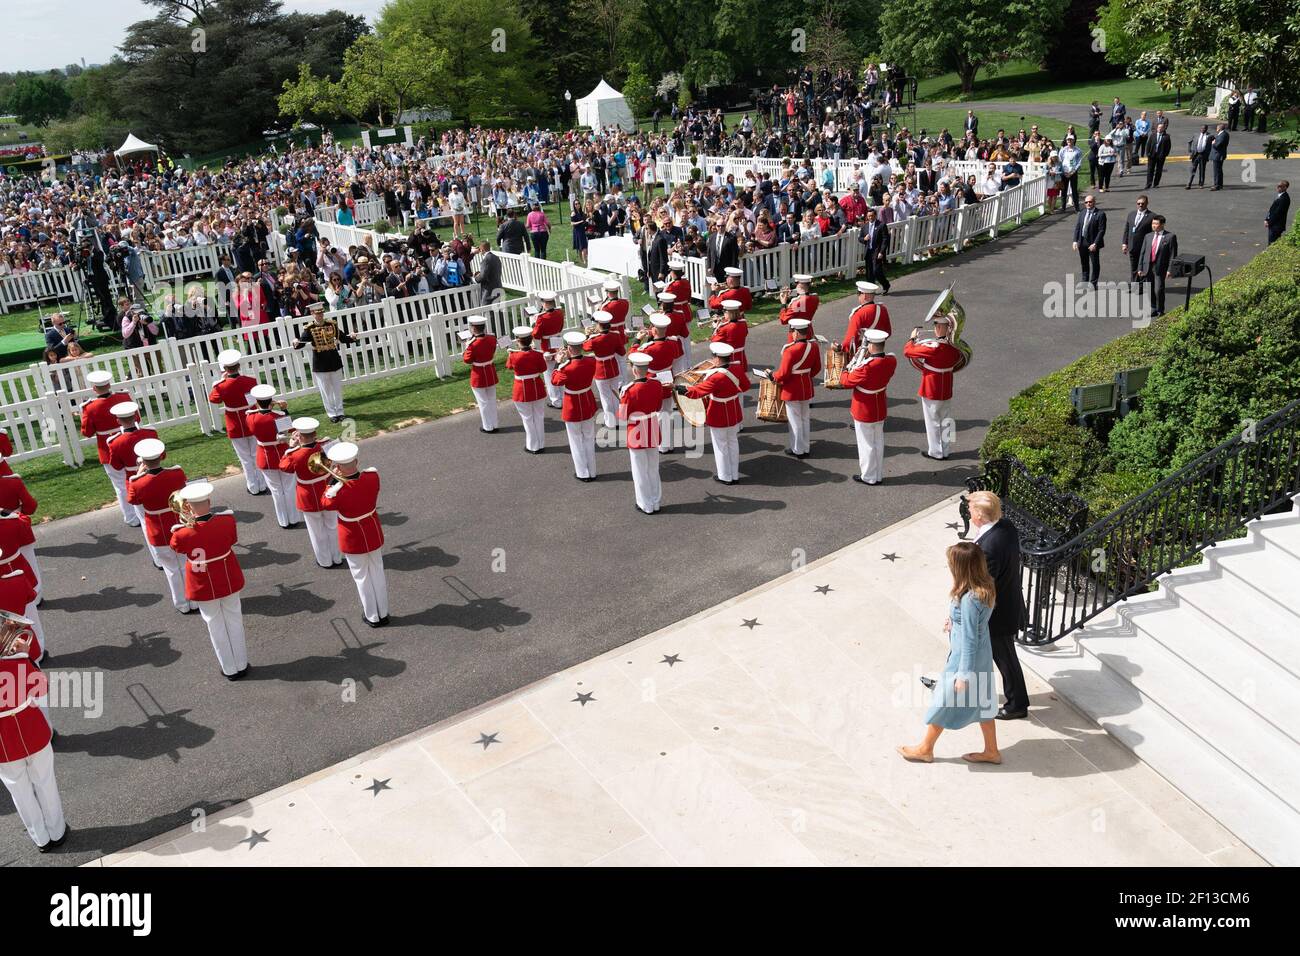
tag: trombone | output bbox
[307,450,352,484]
[168,490,197,529]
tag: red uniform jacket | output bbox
[707,286,753,313]
[904,338,963,401]
[0,431,13,477]
[0,547,36,592]
[841,353,897,423]
[779,293,820,341]
[551,355,598,422]
[321,469,384,554]
[666,277,692,310]
[711,318,749,365]
[0,656,51,762]
[773,339,822,402]
[0,475,36,516]
[631,337,682,374]
[506,348,548,403]
[601,297,630,332]
[106,426,159,474]
[80,391,136,464]
[126,465,188,547]
[248,408,292,469]
[462,334,499,388]
[208,373,257,439]
[583,331,626,380]
[0,510,35,552]
[531,308,565,356]
[618,379,671,449]
[0,570,39,662]
[685,365,749,428]
[279,441,334,512]
[169,511,244,602]
[841,302,892,352]
[665,306,691,340]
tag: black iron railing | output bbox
[960,457,1091,549]
[966,400,1300,646]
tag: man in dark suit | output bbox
[705,223,739,282]
[1137,215,1177,316]
[1072,193,1106,287]
[640,220,669,291]
[1209,123,1230,190]
[1121,194,1154,283]
[473,241,503,305]
[968,491,1029,719]
[1186,124,1212,188]
[495,209,529,255]
[1267,180,1291,243]
[1145,122,1171,188]
[964,110,978,137]
[859,208,890,292]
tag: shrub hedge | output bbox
[981,218,1300,517]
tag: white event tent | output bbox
[576,80,636,132]
[114,133,160,157]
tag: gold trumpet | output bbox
[168,490,197,529]
[307,450,352,484]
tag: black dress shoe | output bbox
[528,448,545,454]
[330,416,345,423]
[784,449,799,458]
[38,826,69,853]
[995,707,1028,720]
[480,427,496,433]
[364,616,390,628]
[224,665,250,682]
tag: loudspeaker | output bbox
[1169,254,1206,279]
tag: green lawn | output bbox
[916,59,1189,111]
[0,118,45,148]
[912,107,1072,143]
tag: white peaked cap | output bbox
[792,273,813,283]
[217,348,242,367]
[536,289,557,301]
[562,331,586,346]
[86,370,113,387]
[512,326,534,337]
[724,266,743,276]
[668,258,686,270]
[135,438,165,459]
[656,292,676,303]
[592,310,613,324]
[721,299,742,310]
[649,314,672,328]
[856,281,881,293]
[864,329,890,343]
[292,416,320,432]
[249,384,276,401]
[110,401,138,417]
[175,482,213,503]
[709,342,735,356]
[326,441,358,465]
[468,315,488,326]
[628,352,653,367]
[788,318,811,330]
[602,279,621,291]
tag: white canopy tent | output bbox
[576,80,636,132]
[114,133,160,157]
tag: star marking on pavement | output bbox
[365,778,392,796]
[881,553,900,562]
[474,732,501,750]
[945,522,960,531]
[740,618,761,630]
[814,584,833,594]
[240,829,270,850]
[660,654,682,667]
[572,691,596,706]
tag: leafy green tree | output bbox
[1091,0,1162,68]
[621,62,654,117]
[337,27,443,125]
[10,75,72,127]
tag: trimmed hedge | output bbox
[982,218,1300,515]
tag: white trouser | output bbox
[315,369,345,419]
[230,437,267,493]
[103,464,140,526]
[346,549,389,623]
[921,397,951,459]
[594,378,620,429]
[18,544,41,596]
[261,469,301,527]
[854,419,885,483]
[514,400,546,451]
[149,543,194,612]
[615,353,628,382]
[672,336,692,376]
[658,396,675,452]
[198,593,248,676]
[472,386,499,430]
[565,419,598,478]
[629,447,662,513]
[303,510,343,567]
[543,355,562,406]
[709,424,741,481]
[25,599,46,657]
[786,399,811,454]
[0,743,65,847]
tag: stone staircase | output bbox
[1023,495,1300,866]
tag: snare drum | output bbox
[757,377,787,422]
[823,346,847,388]
[672,360,713,428]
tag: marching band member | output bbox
[711,298,749,370]
[0,509,40,607]
[531,290,566,408]
[553,331,599,481]
[293,301,357,423]
[461,315,500,433]
[0,637,67,852]
[707,266,753,314]
[208,350,268,495]
[658,290,692,377]
[619,352,671,514]
[126,438,195,613]
[598,278,631,380]
[79,370,141,526]
[841,329,897,485]
[0,549,44,663]
[106,401,158,555]
[904,314,963,461]
[279,418,343,568]
[840,281,891,353]
[773,318,821,458]
[583,311,625,429]
[682,342,749,485]
[779,273,819,341]
[0,429,14,477]
[320,442,389,627]
[630,314,682,454]
[0,472,37,521]
[507,326,548,454]
[666,257,693,370]
[168,482,249,679]
[247,384,300,529]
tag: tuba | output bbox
[0,609,35,658]
[168,490,197,529]
[919,283,972,372]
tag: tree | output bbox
[878,0,1069,95]
[622,62,654,118]
[1091,0,1162,69]
[336,28,442,125]
[803,1,858,75]
[10,76,72,127]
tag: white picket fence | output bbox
[680,175,1047,301]
[314,195,389,227]
[659,154,1047,192]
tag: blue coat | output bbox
[923,592,997,729]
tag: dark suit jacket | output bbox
[1124,209,1154,252]
[475,251,502,294]
[1148,131,1172,161]
[1211,130,1230,161]
[859,219,888,258]
[1073,208,1106,249]
[1267,191,1291,229]
[1138,229,1178,275]
[1188,132,1212,159]
[642,231,669,280]
[978,519,1025,637]
[706,231,739,281]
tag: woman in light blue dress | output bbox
[899,542,1002,764]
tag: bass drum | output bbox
[672,360,714,428]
